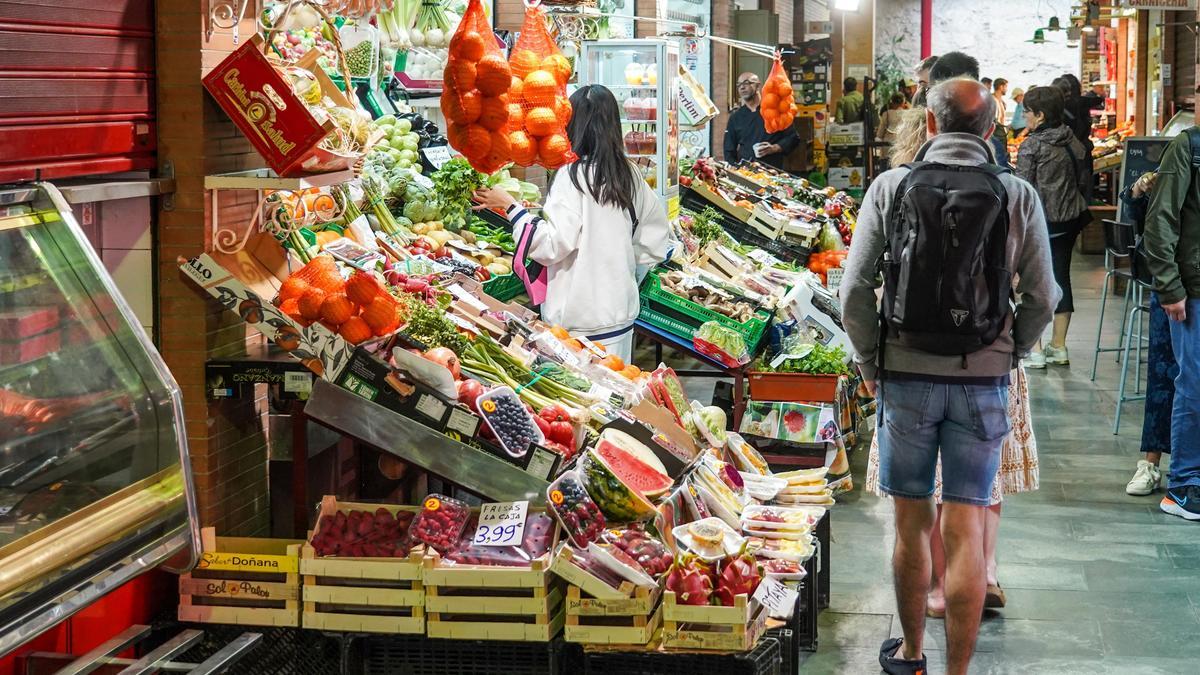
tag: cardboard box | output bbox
[678,66,719,127]
[826,123,865,147]
[335,347,458,432]
[827,166,865,190]
[202,34,363,177]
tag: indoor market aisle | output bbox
[798,255,1200,674]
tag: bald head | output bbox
[736,71,761,102]
[925,77,996,139]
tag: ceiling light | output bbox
[833,0,859,10]
[1047,16,1062,31]
[1081,24,1095,33]
[1028,28,1046,44]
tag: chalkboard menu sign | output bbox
[1118,136,1173,220]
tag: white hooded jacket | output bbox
[510,165,670,336]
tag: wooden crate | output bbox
[178,527,304,628]
[662,591,769,652]
[423,553,565,641]
[565,585,663,646]
[300,497,426,634]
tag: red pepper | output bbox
[549,420,574,448]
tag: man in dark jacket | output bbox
[723,71,801,171]
[1144,127,1200,522]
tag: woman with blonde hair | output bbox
[864,99,1040,616]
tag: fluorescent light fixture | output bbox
[833,0,859,10]
[1081,24,1095,33]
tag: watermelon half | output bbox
[595,437,672,498]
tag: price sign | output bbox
[753,577,799,618]
[422,145,453,170]
[473,500,529,547]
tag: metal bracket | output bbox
[162,161,176,212]
[206,0,250,43]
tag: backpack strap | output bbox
[1188,126,1200,169]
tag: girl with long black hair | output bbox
[472,84,670,360]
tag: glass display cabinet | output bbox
[579,39,681,211]
[0,183,198,655]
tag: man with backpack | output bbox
[840,78,1059,675]
[1144,126,1200,521]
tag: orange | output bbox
[475,54,512,96]
[620,364,642,380]
[550,325,570,339]
[450,31,486,62]
[445,60,476,92]
[539,133,571,166]
[553,95,572,128]
[761,92,779,110]
[463,125,493,160]
[478,96,509,131]
[278,275,310,303]
[509,76,524,102]
[777,97,792,115]
[507,103,525,128]
[298,287,327,321]
[320,293,355,326]
[525,107,557,137]
[482,130,511,171]
[541,54,573,86]
[509,130,538,166]
[522,70,558,107]
[447,122,469,151]
[601,354,624,371]
[445,90,482,126]
[339,316,373,344]
[510,49,541,79]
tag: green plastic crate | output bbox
[637,271,771,353]
[483,273,524,302]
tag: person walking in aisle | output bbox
[1056,74,1103,201]
[471,85,670,362]
[913,55,939,106]
[877,93,908,145]
[1015,86,1090,368]
[835,76,865,124]
[1009,88,1027,137]
[1143,126,1200,520]
[842,78,1059,675]
[1120,172,1178,496]
[722,71,802,171]
[990,78,1011,168]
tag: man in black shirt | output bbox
[722,71,801,172]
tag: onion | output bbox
[425,28,444,47]
[424,347,461,379]
[409,31,425,47]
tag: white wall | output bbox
[875,0,1080,95]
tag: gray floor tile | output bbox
[815,612,893,650]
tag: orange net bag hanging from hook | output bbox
[444,0,513,174]
[506,0,577,169]
[761,53,797,134]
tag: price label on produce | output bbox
[753,577,799,618]
[474,500,529,547]
[422,145,453,170]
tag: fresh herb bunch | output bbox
[431,157,485,233]
[397,291,469,355]
[691,206,726,248]
[762,343,851,375]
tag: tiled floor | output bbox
[796,254,1200,674]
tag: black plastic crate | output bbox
[796,554,821,652]
[356,634,571,675]
[582,636,782,675]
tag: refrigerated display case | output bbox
[579,39,680,211]
[0,183,198,655]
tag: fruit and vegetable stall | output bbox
[169,0,875,670]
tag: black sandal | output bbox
[879,637,928,675]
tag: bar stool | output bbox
[1113,276,1151,434]
[1090,219,1138,381]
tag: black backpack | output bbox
[880,137,1012,359]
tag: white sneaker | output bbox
[1024,351,1047,369]
[1127,460,1162,496]
[1044,345,1070,365]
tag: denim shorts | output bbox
[877,379,1010,506]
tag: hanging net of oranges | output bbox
[505,1,577,170]
[761,52,797,133]
[443,0,514,174]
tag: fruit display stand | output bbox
[578,635,784,675]
[661,591,769,652]
[423,552,566,641]
[300,497,427,634]
[554,547,663,648]
[178,528,305,628]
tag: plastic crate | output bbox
[638,271,771,354]
[483,273,525,302]
[747,372,841,403]
[581,635,782,675]
[358,635,572,675]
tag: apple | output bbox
[396,118,412,134]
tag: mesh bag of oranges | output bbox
[506,1,577,169]
[761,54,797,133]
[443,0,514,174]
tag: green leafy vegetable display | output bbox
[757,343,851,375]
[431,157,486,233]
[690,206,726,249]
[397,292,469,355]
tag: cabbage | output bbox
[403,200,426,222]
[519,181,541,204]
[697,406,728,443]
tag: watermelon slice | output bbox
[599,429,670,475]
[596,439,672,498]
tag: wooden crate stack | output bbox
[661,591,768,651]
[423,553,565,641]
[300,497,426,634]
[553,546,662,648]
[178,527,303,628]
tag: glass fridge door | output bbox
[0,183,198,655]
[581,40,665,193]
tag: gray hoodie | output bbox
[840,133,1061,382]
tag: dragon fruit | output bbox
[665,554,715,606]
[715,544,763,606]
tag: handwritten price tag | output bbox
[473,500,529,547]
[753,577,799,618]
